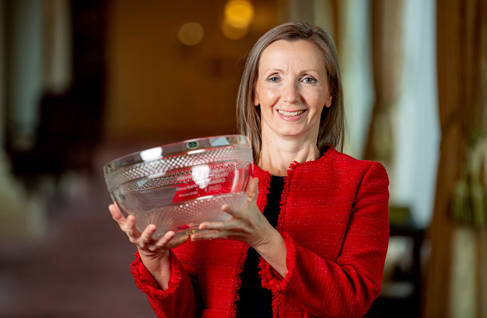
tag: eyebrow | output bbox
[262,68,323,76]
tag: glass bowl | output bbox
[104,135,253,238]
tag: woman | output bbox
[109,22,389,318]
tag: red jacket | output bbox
[130,148,390,318]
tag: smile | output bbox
[277,109,306,117]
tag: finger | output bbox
[199,219,247,233]
[138,224,157,248]
[191,230,221,241]
[154,230,177,248]
[109,204,126,224]
[246,177,259,201]
[220,204,243,219]
[199,221,226,231]
[167,232,190,248]
[194,229,248,242]
[125,214,141,239]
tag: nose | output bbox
[282,80,299,103]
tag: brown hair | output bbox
[236,22,344,160]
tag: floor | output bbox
[0,145,157,317]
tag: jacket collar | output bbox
[251,146,336,178]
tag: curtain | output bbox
[424,0,487,317]
[364,0,404,165]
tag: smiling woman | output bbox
[254,39,333,175]
[237,22,344,165]
[109,22,389,318]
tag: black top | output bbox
[235,175,285,318]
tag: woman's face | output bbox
[254,39,332,143]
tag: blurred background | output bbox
[0,0,486,317]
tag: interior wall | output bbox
[105,0,277,144]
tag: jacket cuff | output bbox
[130,251,183,300]
[258,231,296,294]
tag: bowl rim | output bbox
[103,134,250,175]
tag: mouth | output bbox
[277,109,307,117]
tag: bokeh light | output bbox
[221,0,254,40]
[178,22,204,46]
[224,0,254,28]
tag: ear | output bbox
[325,95,333,108]
[253,91,260,106]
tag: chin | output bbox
[276,130,308,139]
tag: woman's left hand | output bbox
[190,177,278,250]
[191,177,288,276]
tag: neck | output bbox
[258,133,320,176]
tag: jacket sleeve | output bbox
[130,251,200,318]
[259,162,389,317]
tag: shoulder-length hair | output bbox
[236,22,344,160]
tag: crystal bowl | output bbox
[104,135,253,238]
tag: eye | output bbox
[266,74,280,83]
[301,76,317,84]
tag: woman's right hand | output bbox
[108,204,189,289]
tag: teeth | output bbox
[278,109,305,116]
